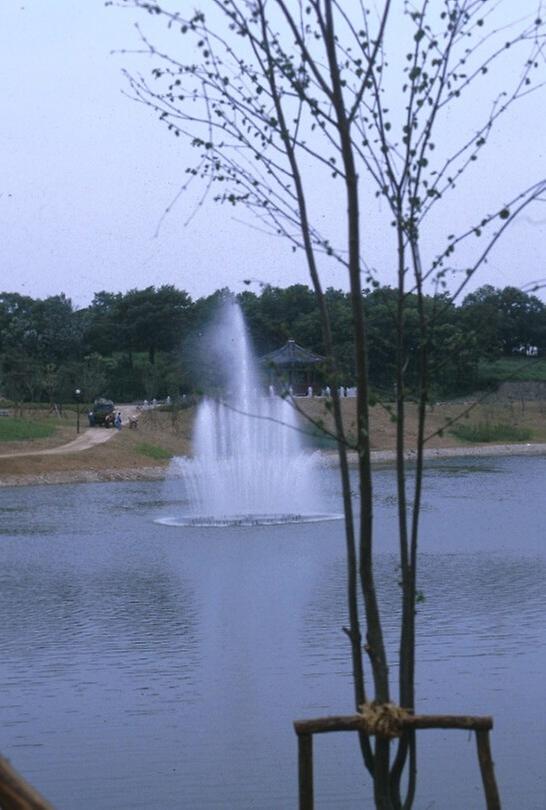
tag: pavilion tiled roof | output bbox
[260,339,324,367]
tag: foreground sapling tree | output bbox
[118,1,546,806]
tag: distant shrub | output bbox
[450,421,532,443]
[135,442,172,460]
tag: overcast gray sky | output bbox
[2,1,545,308]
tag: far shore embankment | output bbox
[1,397,545,488]
[1,441,545,489]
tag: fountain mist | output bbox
[161,300,337,526]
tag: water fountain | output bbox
[158,300,339,526]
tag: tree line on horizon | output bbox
[0,282,545,405]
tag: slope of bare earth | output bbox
[296,396,546,451]
[0,397,545,487]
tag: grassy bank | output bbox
[0,408,193,478]
[0,418,57,442]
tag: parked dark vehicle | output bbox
[90,398,115,427]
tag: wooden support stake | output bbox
[0,755,54,810]
[295,713,501,809]
[475,730,501,810]
[298,733,314,810]
[294,713,493,736]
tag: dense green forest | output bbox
[0,283,545,403]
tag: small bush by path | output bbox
[450,421,533,443]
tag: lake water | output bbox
[0,456,544,809]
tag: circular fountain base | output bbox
[156,513,343,528]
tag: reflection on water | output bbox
[0,456,545,809]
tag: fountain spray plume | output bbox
[163,298,337,526]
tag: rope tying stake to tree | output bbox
[357,702,410,739]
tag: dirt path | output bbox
[0,405,140,459]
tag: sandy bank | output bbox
[0,466,168,488]
[1,442,545,488]
[347,441,546,465]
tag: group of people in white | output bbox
[268,384,356,398]
[137,388,356,409]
